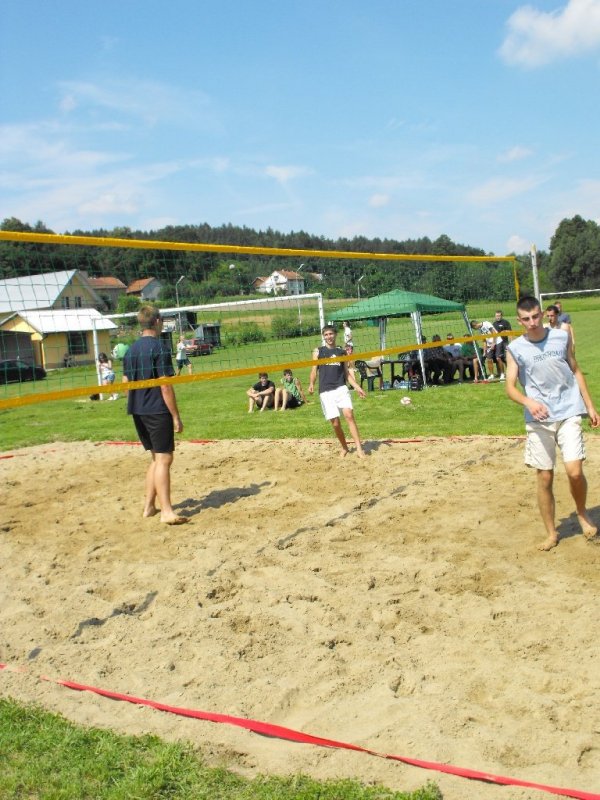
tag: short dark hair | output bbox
[283,369,292,376]
[322,324,336,335]
[546,304,559,313]
[517,295,541,313]
[258,372,268,379]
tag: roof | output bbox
[88,276,127,289]
[0,270,79,314]
[4,308,117,334]
[329,289,466,322]
[126,277,159,294]
[278,270,303,279]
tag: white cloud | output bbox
[497,145,533,163]
[368,193,390,208]
[499,0,600,67]
[468,175,545,205]
[506,234,532,253]
[265,165,312,184]
[57,78,218,130]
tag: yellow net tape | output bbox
[0,334,516,411]
[0,231,517,263]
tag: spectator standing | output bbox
[97,352,118,400]
[343,320,353,348]
[470,319,498,380]
[175,335,193,376]
[546,305,576,352]
[555,301,572,324]
[493,310,512,381]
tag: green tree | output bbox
[548,215,600,290]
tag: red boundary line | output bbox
[0,665,597,799]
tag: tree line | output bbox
[2,214,598,303]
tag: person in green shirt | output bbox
[461,340,483,382]
[274,369,307,411]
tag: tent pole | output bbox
[411,312,427,388]
[464,312,485,380]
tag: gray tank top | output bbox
[507,328,586,423]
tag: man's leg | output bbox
[281,389,290,410]
[143,455,159,517]
[329,417,350,456]
[564,460,598,539]
[152,451,186,524]
[536,469,559,550]
[341,408,366,458]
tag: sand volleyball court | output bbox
[1,437,600,800]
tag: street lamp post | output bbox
[175,275,185,334]
[297,263,305,333]
[357,274,365,301]
[229,263,241,295]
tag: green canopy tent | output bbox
[328,289,475,388]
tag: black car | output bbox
[0,359,47,385]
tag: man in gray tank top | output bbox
[506,296,599,550]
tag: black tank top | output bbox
[317,346,346,393]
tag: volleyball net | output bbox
[0,230,521,409]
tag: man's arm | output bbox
[160,384,183,433]
[505,350,549,421]
[567,342,599,427]
[344,361,366,398]
[295,378,307,403]
[308,348,318,394]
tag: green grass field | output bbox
[0,698,441,800]
[1,300,599,449]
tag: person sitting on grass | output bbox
[247,372,275,413]
[274,369,307,411]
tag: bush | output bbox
[224,321,266,346]
[272,314,322,339]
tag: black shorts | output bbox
[133,413,174,454]
[286,396,302,409]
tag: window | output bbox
[66,331,88,355]
[74,296,82,308]
[61,296,70,309]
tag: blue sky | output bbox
[2,0,600,255]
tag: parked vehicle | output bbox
[0,359,47,385]
[184,338,213,356]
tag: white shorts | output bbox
[320,385,353,421]
[525,416,586,470]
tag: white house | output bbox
[252,270,305,295]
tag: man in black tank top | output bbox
[308,325,366,457]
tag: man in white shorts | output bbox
[308,325,366,457]
[506,296,599,550]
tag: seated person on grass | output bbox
[247,372,275,412]
[274,369,307,411]
[461,340,483,382]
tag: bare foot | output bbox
[161,513,188,525]
[356,448,366,459]
[143,507,159,518]
[577,513,598,540]
[339,448,349,458]
[538,534,559,551]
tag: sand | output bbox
[1,436,600,800]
